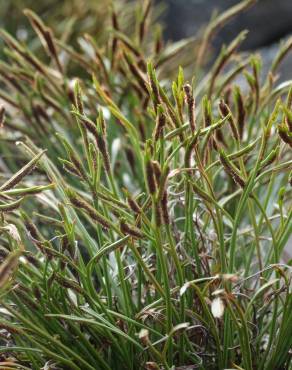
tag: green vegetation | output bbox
[0,0,291,369]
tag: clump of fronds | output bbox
[0,1,291,369]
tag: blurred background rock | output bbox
[158,0,292,49]
[157,0,292,80]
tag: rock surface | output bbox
[258,36,292,82]
[158,0,292,50]
[158,0,292,81]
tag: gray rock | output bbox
[257,36,292,82]
[158,0,292,51]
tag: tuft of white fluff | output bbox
[211,297,225,319]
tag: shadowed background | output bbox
[157,0,292,81]
[159,0,292,49]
